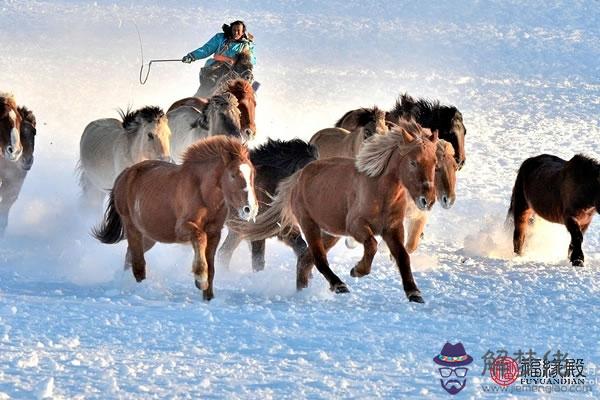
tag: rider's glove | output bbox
[182,54,194,63]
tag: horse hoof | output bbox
[195,279,209,291]
[408,294,425,303]
[203,292,214,301]
[333,283,350,293]
[572,259,584,267]
[350,267,366,278]
[133,272,145,282]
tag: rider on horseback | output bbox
[182,21,255,93]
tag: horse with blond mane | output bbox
[93,136,259,301]
[229,126,438,303]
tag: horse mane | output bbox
[0,93,17,117]
[17,106,36,127]
[250,138,318,171]
[118,106,165,134]
[224,79,254,99]
[355,124,428,177]
[334,106,384,128]
[389,93,460,130]
[235,51,253,68]
[568,154,600,179]
[182,135,249,165]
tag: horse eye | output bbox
[147,132,154,140]
[410,160,417,167]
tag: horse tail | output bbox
[506,163,527,229]
[228,170,302,241]
[92,190,125,244]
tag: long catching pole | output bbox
[135,23,181,85]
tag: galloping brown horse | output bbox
[508,154,600,267]
[93,136,259,300]
[231,127,438,302]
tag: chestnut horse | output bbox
[218,138,318,271]
[169,79,256,141]
[93,136,259,300]
[230,127,438,302]
[404,139,457,252]
[0,93,23,162]
[508,154,600,267]
[0,106,37,235]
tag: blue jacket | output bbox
[189,33,256,66]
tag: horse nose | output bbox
[243,128,254,139]
[441,195,455,209]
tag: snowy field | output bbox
[1,0,600,398]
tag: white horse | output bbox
[167,92,243,163]
[78,106,171,206]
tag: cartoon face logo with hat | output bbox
[433,342,473,395]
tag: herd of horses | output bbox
[2,65,599,302]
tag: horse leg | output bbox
[278,228,313,290]
[348,221,377,278]
[191,231,209,291]
[124,238,156,270]
[250,240,266,272]
[0,172,26,236]
[405,214,428,254]
[123,223,147,282]
[202,232,221,301]
[216,229,243,270]
[565,216,585,267]
[79,172,105,209]
[300,217,348,293]
[513,205,533,256]
[382,227,424,303]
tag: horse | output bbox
[79,106,171,206]
[230,127,438,303]
[195,51,254,98]
[404,139,457,253]
[93,136,259,301]
[167,92,244,163]
[0,93,23,162]
[334,106,388,136]
[387,94,466,169]
[169,78,256,148]
[0,106,37,236]
[217,138,318,271]
[507,154,600,267]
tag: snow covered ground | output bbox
[1,0,599,398]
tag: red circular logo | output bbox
[490,356,519,386]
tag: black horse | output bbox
[196,52,255,97]
[387,94,467,169]
[218,138,318,271]
[507,154,600,266]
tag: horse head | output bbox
[232,51,254,82]
[223,79,256,140]
[121,106,171,163]
[448,110,466,170]
[17,106,36,171]
[435,139,458,209]
[200,92,243,139]
[210,137,258,221]
[0,94,23,162]
[395,126,438,211]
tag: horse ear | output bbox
[400,128,414,143]
[432,129,439,141]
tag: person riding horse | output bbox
[182,21,256,94]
